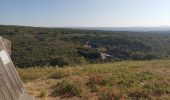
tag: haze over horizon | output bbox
[0,0,170,27]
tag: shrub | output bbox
[87,74,113,88]
[39,90,47,97]
[116,78,135,88]
[77,48,101,60]
[153,84,168,96]
[88,84,100,92]
[130,52,157,60]
[54,80,81,96]
[99,92,113,100]
[137,72,155,81]
[50,69,72,79]
[77,56,86,65]
[50,71,65,79]
[127,91,150,100]
[143,83,169,96]
[87,74,103,85]
[50,56,69,67]
[98,88,123,100]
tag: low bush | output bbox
[143,83,169,96]
[39,90,47,97]
[116,77,135,88]
[50,71,68,79]
[50,68,73,79]
[88,84,100,92]
[98,88,124,100]
[50,56,70,67]
[54,80,81,96]
[87,74,103,85]
[137,72,155,81]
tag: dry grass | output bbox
[18,60,170,100]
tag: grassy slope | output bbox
[18,60,170,100]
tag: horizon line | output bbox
[1,24,170,28]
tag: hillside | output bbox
[1,25,170,67]
[75,26,170,32]
[18,60,170,100]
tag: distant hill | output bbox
[75,26,170,32]
[0,25,170,68]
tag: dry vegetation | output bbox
[17,60,170,100]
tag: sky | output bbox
[0,0,170,27]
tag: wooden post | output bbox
[0,37,35,100]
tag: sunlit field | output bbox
[18,60,170,100]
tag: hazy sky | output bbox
[0,0,170,27]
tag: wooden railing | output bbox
[0,37,34,100]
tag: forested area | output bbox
[0,25,170,67]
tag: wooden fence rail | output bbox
[0,37,34,100]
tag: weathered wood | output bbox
[0,37,35,100]
[1,38,11,56]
